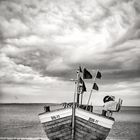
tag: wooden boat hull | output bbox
[39,108,114,140]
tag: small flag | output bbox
[79,66,82,73]
[82,80,86,92]
[79,77,83,86]
[96,71,102,79]
[83,68,92,79]
[79,77,86,92]
[92,83,99,91]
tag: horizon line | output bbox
[0,103,139,107]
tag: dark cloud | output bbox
[133,0,140,14]
[0,28,4,43]
[112,19,140,47]
[103,69,140,81]
[71,0,112,31]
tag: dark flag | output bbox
[92,83,99,91]
[79,66,82,73]
[82,80,86,92]
[83,68,92,79]
[96,71,102,79]
[79,77,86,92]
[79,77,83,86]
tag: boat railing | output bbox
[107,98,123,112]
[43,102,93,113]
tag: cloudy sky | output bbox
[0,0,140,106]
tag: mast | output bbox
[76,68,80,104]
[80,93,83,105]
[71,67,80,140]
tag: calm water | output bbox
[0,104,140,140]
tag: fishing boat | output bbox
[39,67,122,140]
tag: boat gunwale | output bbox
[39,106,114,122]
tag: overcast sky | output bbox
[0,0,140,106]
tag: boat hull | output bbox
[75,116,110,140]
[39,108,114,140]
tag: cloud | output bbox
[0,18,29,38]
[112,18,140,47]
[0,53,56,86]
[1,0,139,77]
[0,0,140,105]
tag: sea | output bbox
[0,104,140,140]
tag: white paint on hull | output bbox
[39,108,72,123]
[39,108,114,128]
[76,108,114,128]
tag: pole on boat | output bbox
[86,70,97,106]
[71,81,76,140]
[86,89,93,106]
[72,68,80,140]
[80,93,83,105]
[76,69,80,104]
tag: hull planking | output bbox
[39,108,114,140]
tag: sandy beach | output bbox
[0,104,140,140]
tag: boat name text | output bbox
[51,115,60,120]
[88,118,99,124]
